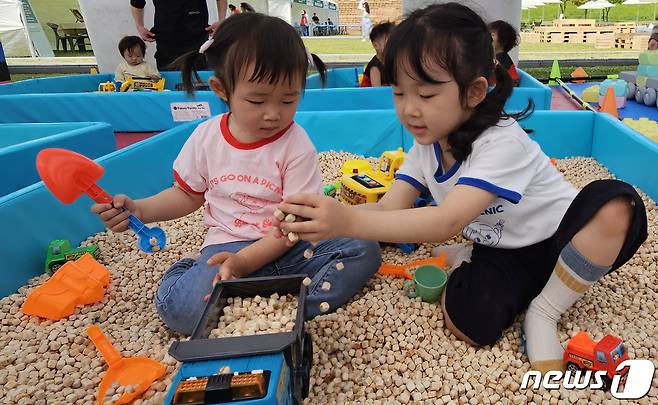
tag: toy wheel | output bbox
[301,332,313,398]
[645,88,657,106]
[50,263,62,273]
[627,82,636,99]
[600,376,612,391]
[565,362,579,373]
[635,86,646,104]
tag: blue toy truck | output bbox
[165,275,313,405]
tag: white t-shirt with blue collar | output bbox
[396,118,578,249]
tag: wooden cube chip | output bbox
[273,209,286,221]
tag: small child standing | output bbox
[114,35,160,83]
[488,20,520,87]
[360,22,395,87]
[93,13,380,335]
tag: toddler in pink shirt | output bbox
[91,13,381,335]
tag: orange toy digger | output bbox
[22,253,110,320]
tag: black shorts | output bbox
[444,179,648,346]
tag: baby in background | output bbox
[114,35,160,83]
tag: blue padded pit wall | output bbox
[0,74,114,95]
[592,113,658,200]
[0,84,548,132]
[2,110,657,298]
[0,72,214,95]
[306,67,552,111]
[0,121,201,298]
[0,87,395,132]
[307,67,362,89]
[1,122,115,197]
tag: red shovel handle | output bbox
[86,184,114,204]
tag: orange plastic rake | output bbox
[87,325,166,405]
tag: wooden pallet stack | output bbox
[615,33,649,50]
[594,33,615,49]
[533,19,636,44]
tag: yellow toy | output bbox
[582,85,600,103]
[119,76,165,92]
[97,82,116,92]
[623,118,658,143]
[338,148,405,205]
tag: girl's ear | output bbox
[466,76,488,109]
[209,76,228,102]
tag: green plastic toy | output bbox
[45,239,100,275]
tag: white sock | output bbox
[432,243,473,271]
[523,242,609,373]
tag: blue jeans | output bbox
[155,238,381,335]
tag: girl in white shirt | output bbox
[277,3,647,374]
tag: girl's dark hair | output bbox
[383,2,532,161]
[488,20,519,53]
[240,2,255,12]
[118,35,146,57]
[177,13,326,97]
[369,21,395,42]
[364,2,370,14]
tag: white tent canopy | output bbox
[0,0,32,57]
[577,0,614,10]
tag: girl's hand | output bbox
[276,193,351,242]
[203,252,250,301]
[90,194,141,232]
[207,252,250,282]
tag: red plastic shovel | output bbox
[36,148,166,252]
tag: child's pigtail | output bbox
[173,44,210,95]
[310,53,327,87]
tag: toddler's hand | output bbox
[149,74,161,81]
[204,252,249,301]
[276,193,349,242]
[208,252,249,282]
[90,194,140,232]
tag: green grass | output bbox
[303,37,375,54]
[522,3,657,23]
[8,73,76,81]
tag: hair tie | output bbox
[305,47,315,67]
[199,38,215,54]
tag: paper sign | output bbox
[171,102,211,122]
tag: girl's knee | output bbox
[348,239,382,267]
[594,197,634,235]
[154,279,207,336]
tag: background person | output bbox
[130,0,227,70]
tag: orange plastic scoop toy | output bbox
[22,253,109,320]
[378,251,447,280]
[87,325,166,405]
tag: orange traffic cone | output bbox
[570,67,588,84]
[599,87,619,119]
